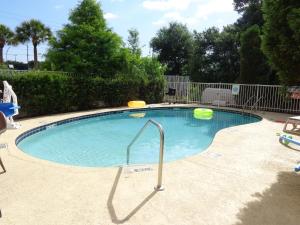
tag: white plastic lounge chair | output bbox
[279,135,300,146]
[279,134,300,172]
[283,116,300,135]
[1,81,20,129]
[295,164,300,172]
[0,111,7,173]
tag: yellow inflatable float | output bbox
[128,101,146,108]
[193,108,213,120]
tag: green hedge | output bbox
[0,71,165,117]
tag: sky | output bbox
[1,0,240,63]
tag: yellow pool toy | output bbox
[128,101,146,108]
[194,108,213,120]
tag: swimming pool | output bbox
[16,107,261,167]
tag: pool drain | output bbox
[0,143,7,150]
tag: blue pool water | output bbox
[17,108,260,167]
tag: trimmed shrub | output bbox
[0,71,165,117]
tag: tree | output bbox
[262,0,300,85]
[239,25,271,84]
[191,25,240,83]
[46,0,123,76]
[15,19,52,69]
[127,28,141,56]
[233,0,262,13]
[0,24,14,64]
[235,3,264,30]
[150,22,193,76]
[233,0,277,84]
[191,27,219,82]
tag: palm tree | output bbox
[15,19,52,69]
[0,24,14,64]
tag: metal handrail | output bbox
[242,95,256,113]
[250,96,264,112]
[126,119,165,191]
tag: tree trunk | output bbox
[33,44,38,69]
[0,40,4,64]
[0,47,3,64]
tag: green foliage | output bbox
[235,3,264,30]
[233,0,262,13]
[69,0,106,29]
[262,0,300,85]
[233,0,276,84]
[239,25,271,84]
[46,0,123,77]
[127,28,142,56]
[191,25,240,83]
[0,24,14,45]
[15,19,52,68]
[116,51,166,80]
[116,56,166,103]
[0,64,8,69]
[15,20,52,45]
[0,24,14,64]
[150,22,193,76]
[0,71,165,117]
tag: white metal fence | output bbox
[164,82,300,114]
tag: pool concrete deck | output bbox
[0,105,300,225]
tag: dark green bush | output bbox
[0,71,165,117]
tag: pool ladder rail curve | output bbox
[242,95,264,114]
[126,119,165,191]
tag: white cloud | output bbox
[195,0,233,19]
[144,0,233,14]
[216,19,226,29]
[152,19,167,26]
[153,12,197,27]
[104,13,119,20]
[143,0,192,11]
[150,0,235,29]
[54,4,64,10]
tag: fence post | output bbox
[164,80,299,113]
[256,85,260,111]
[218,82,221,108]
[186,81,190,103]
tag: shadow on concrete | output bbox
[234,171,300,225]
[255,111,292,123]
[107,167,157,224]
[0,157,6,174]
